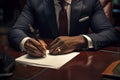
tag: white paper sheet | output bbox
[16,51,80,69]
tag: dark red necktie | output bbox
[59,0,68,36]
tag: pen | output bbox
[28,24,46,57]
[29,24,39,41]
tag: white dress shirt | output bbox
[20,0,93,51]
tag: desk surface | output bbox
[4,46,119,80]
[0,35,120,80]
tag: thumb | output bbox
[38,39,47,50]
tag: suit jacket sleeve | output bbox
[87,0,119,50]
[8,0,34,50]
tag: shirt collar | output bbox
[54,0,71,5]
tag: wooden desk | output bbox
[0,35,120,80]
[3,46,118,80]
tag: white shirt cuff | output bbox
[20,37,31,51]
[82,35,94,48]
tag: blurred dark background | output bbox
[0,0,26,52]
[0,0,26,34]
[0,0,25,27]
[112,0,120,27]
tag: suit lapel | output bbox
[70,0,83,35]
[44,0,59,38]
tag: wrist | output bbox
[79,35,88,49]
[20,37,31,51]
[74,35,88,50]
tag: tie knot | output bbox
[59,0,66,7]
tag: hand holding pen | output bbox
[24,24,47,57]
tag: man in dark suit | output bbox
[8,0,119,57]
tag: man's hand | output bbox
[49,36,87,55]
[24,38,47,57]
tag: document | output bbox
[16,51,80,69]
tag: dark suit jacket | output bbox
[8,0,119,50]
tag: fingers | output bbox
[49,38,62,54]
[51,45,67,55]
[49,37,71,55]
[49,40,64,52]
[24,38,47,57]
[30,39,46,53]
[38,40,47,50]
[25,47,42,57]
[49,38,60,47]
[25,42,42,57]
